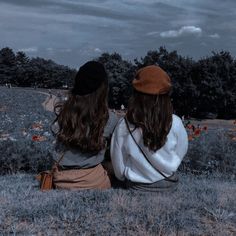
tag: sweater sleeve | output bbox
[110,124,126,181]
[103,110,120,138]
[149,115,188,175]
[174,115,188,161]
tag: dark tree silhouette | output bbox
[97,52,136,109]
[0,47,235,118]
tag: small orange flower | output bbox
[32,135,46,142]
[194,129,201,137]
[187,124,193,130]
[32,135,39,141]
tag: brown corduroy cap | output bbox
[132,65,171,95]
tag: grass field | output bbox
[0,173,235,235]
[0,86,236,235]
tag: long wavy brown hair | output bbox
[126,91,173,151]
[52,82,109,153]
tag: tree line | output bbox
[0,47,235,119]
[0,47,76,89]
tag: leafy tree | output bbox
[0,47,16,65]
[97,52,135,108]
[0,48,76,88]
[1,47,235,118]
[0,47,17,84]
[16,51,29,65]
[194,51,236,118]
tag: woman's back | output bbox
[110,65,188,191]
[53,110,119,168]
[111,114,188,183]
[51,61,117,190]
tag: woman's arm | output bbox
[110,125,126,181]
[150,116,188,174]
[174,116,188,161]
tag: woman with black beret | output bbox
[51,61,119,190]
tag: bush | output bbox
[0,86,236,177]
[0,87,55,174]
[181,129,236,176]
[0,140,53,174]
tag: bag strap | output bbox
[124,117,178,183]
[50,152,65,173]
[54,152,65,166]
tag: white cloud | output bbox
[160,26,202,38]
[146,31,159,36]
[160,30,179,38]
[94,48,102,53]
[209,33,220,38]
[47,48,72,53]
[18,47,38,53]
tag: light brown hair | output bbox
[126,91,173,151]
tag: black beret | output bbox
[72,61,108,95]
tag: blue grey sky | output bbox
[0,0,236,68]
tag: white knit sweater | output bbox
[110,114,188,183]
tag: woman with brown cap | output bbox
[110,65,188,192]
[51,61,119,190]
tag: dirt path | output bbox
[39,92,58,112]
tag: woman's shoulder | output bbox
[113,117,132,138]
[103,110,120,137]
[115,116,127,126]
[172,114,182,123]
[108,110,119,121]
[171,114,185,131]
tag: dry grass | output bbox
[0,173,235,235]
[0,87,236,235]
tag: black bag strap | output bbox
[54,152,65,166]
[124,117,178,183]
[50,152,65,174]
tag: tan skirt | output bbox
[53,164,111,190]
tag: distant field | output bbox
[1,86,235,175]
[189,119,235,130]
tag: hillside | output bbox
[0,86,236,235]
[1,85,236,174]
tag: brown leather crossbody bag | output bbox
[35,153,65,191]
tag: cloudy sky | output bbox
[0,0,236,68]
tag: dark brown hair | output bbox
[126,91,173,151]
[52,82,109,153]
